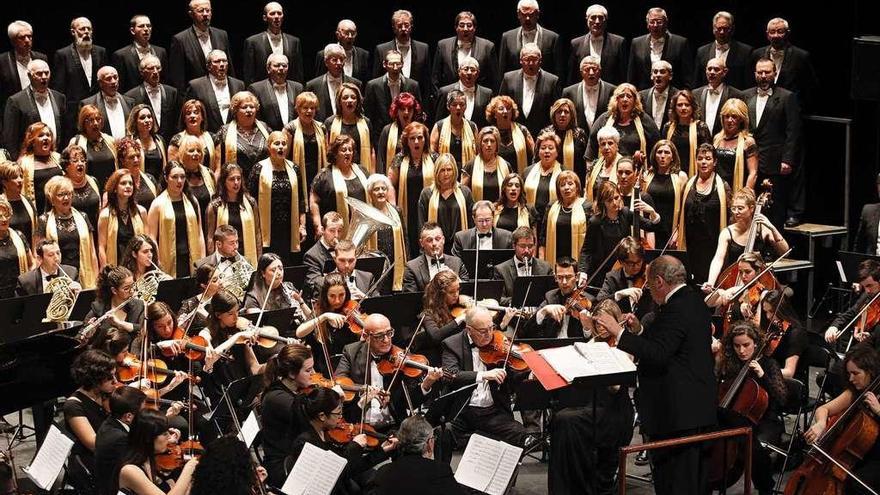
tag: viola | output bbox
[375,346,455,380]
[141,388,192,412]
[307,372,370,402]
[853,295,880,335]
[339,300,369,334]
[564,291,593,319]
[764,319,791,356]
[477,331,534,372]
[325,420,390,449]
[155,439,204,474]
[235,317,298,348]
[117,353,173,384]
[161,328,220,362]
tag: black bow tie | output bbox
[220,256,236,263]
[431,256,444,267]
[45,273,59,281]
[477,232,492,239]
[517,260,532,269]
[348,275,356,283]
[469,340,479,349]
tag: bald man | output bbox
[168,0,235,90]
[51,17,107,139]
[79,66,136,139]
[3,59,66,157]
[314,20,371,84]
[242,2,304,84]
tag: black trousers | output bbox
[444,404,526,461]
[648,428,710,495]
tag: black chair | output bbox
[770,377,809,493]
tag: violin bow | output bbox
[833,289,880,342]
[254,268,281,328]
[382,314,427,401]
[714,248,793,303]
[221,379,268,495]
[502,281,533,370]
[179,262,224,337]
[581,237,627,293]
[757,285,788,354]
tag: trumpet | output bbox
[44,268,80,323]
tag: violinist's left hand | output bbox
[499,308,516,329]
[255,466,268,483]
[166,401,185,417]
[740,302,754,319]
[865,392,880,416]
[168,427,181,444]
[157,339,186,356]
[854,328,871,342]
[748,360,765,378]
[381,436,400,453]
[422,367,444,391]
[594,313,623,338]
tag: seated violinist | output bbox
[440,307,531,461]
[83,266,145,351]
[189,436,268,495]
[715,320,788,495]
[416,271,470,366]
[336,313,444,430]
[549,299,637,495]
[95,386,148,495]
[243,253,313,321]
[177,264,222,336]
[146,302,214,402]
[825,259,880,348]
[596,236,654,318]
[294,272,354,371]
[526,257,593,338]
[705,252,768,321]
[315,239,376,301]
[758,289,808,380]
[797,344,880,495]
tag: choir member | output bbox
[304,43,363,123]
[713,98,757,193]
[363,50,422,141]
[566,4,628,85]
[693,12,753,92]
[486,95,534,176]
[247,53,302,132]
[388,121,438,257]
[693,58,744,137]
[643,139,688,249]
[167,99,219,172]
[0,20,47,111]
[493,173,538,233]
[586,83,659,163]
[751,17,819,109]
[124,55,180,142]
[429,90,477,169]
[97,169,147,268]
[17,122,62,214]
[539,170,590,265]
[70,105,117,188]
[523,130,562,223]
[542,98,587,180]
[284,92,327,212]
[563,55,617,134]
[313,20,372,84]
[242,2,304,85]
[206,163,261,266]
[372,10,432,107]
[51,17,106,139]
[662,89,711,176]
[3,59,64,158]
[125,104,166,188]
[168,0,235,90]
[435,57,492,129]
[0,161,36,244]
[639,60,678,132]
[417,153,474,254]
[184,50,245,134]
[175,135,216,233]
[147,161,205,278]
[585,126,621,203]
[432,11,499,92]
[0,198,31,299]
[376,92,423,176]
[461,126,511,203]
[309,135,369,235]
[216,91,270,179]
[35,175,98,288]
[78,66,135,140]
[499,0,564,76]
[627,7,693,90]
[116,134,159,211]
[63,143,100,228]
[499,43,562,138]
[366,173,407,291]
[325,82,374,174]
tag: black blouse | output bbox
[417,186,474,255]
[72,179,101,228]
[323,117,373,167]
[249,163,306,255]
[142,145,165,181]
[9,197,35,243]
[218,123,270,179]
[81,138,117,189]
[283,120,324,188]
[462,159,504,203]
[497,124,533,172]
[646,173,677,248]
[311,165,369,223]
[0,231,28,299]
[544,125,588,182]
[36,213,94,270]
[539,202,593,261]
[684,177,726,284]
[133,173,159,210]
[32,166,63,213]
[495,205,538,233]
[716,138,758,191]
[661,121,712,175]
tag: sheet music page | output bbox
[281,442,347,495]
[485,443,524,495]
[538,345,594,382]
[239,411,260,448]
[23,425,74,490]
[573,342,637,374]
[455,433,522,494]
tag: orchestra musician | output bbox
[579,181,634,285]
[705,252,768,324]
[450,200,513,258]
[16,238,78,296]
[615,157,659,238]
[195,225,248,273]
[94,386,147,495]
[189,435,268,495]
[402,222,470,293]
[243,252,312,319]
[759,288,808,380]
[294,272,354,368]
[176,264,222,336]
[493,226,554,307]
[315,239,376,301]
[824,259,880,348]
[596,236,653,317]
[493,173,538,233]
[83,265,145,351]
[528,256,592,338]
[549,299,637,495]
[303,211,343,300]
[120,234,159,283]
[418,270,470,366]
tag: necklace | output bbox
[239,127,257,146]
[91,138,104,152]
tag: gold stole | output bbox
[371,205,406,291]
[331,165,369,235]
[606,115,646,156]
[201,132,216,171]
[139,172,158,197]
[197,165,216,196]
[225,121,270,165]
[667,121,699,177]
[85,176,100,197]
[397,155,435,223]
[438,117,476,166]
[427,186,468,236]
[217,198,259,266]
[8,229,29,275]
[732,136,746,194]
[678,174,727,250]
[644,171,685,237]
[586,154,621,203]
[470,156,510,202]
[385,122,400,168]
[19,152,61,203]
[74,133,118,162]
[46,208,97,288]
[155,191,202,278]
[509,124,528,176]
[257,158,300,253]
[493,205,531,229]
[524,162,560,205]
[105,208,146,266]
[291,120,327,213]
[545,198,587,263]
[330,117,373,174]
[562,130,575,171]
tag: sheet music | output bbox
[454,433,523,495]
[239,410,260,448]
[540,342,635,383]
[281,442,347,495]
[23,425,74,490]
[538,346,594,383]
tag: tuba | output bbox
[218,258,255,302]
[45,276,77,322]
[345,197,396,256]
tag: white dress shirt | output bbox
[78,49,93,86]
[589,35,604,63]
[33,90,57,139]
[15,57,30,90]
[583,82,600,127]
[649,36,665,64]
[145,83,163,127]
[522,73,538,118]
[327,75,342,115]
[210,75,231,122]
[459,82,476,121]
[386,75,401,101]
[104,94,127,139]
[468,334,494,408]
[343,48,353,77]
[704,84,724,134]
[266,31,283,56]
[195,27,212,58]
[652,88,669,128]
[274,83,289,124]
[714,42,730,64]
[134,43,152,61]
[521,27,538,47]
[346,274,366,300]
[396,40,412,78]
[755,88,772,126]
[365,358,393,424]
[426,254,447,281]
[476,230,493,250]
[456,40,472,68]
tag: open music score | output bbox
[238,410,261,448]
[529,342,636,386]
[281,442,348,495]
[454,433,523,495]
[23,425,74,491]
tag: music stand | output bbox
[459,249,514,280]
[283,265,307,291]
[458,280,505,302]
[517,337,587,350]
[69,289,96,321]
[355,256,386,283]
[156,277,198,313]
[0,293,51,341]
[360,292,424,333]
[645,249,691,282]
[242,308,299,336]
[207,375,263,436]
[512,275,556,307]
[837,251,880,284]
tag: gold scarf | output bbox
[644,170,685,238]
[524,162,561,205]
[384,122,400,169]
[493,204,531,229]
[46,208,97,288]
[8,228,29,275]
[331,165,369,235]
[370,205,406,291]
[19,152,61,203]
[105,208,146,266]
[256,158,300,253]
[606,115,647,156]
[217,197,259,266]
[330,117,373,174]
[193,165,216,196]
[586,154,621,203]
[713,134,747,195]
[84,176,100,198]
[73,133,118,162]
[666,121,699,177]
[427,186,468,237]
[545,198,588,263]
[470,156,510,202]
[224,121,270,165]
[139,172,158,197]
[290,119,327,213]
[508,124,528,176]
[154,191,203,278]
[562,129,575,171]
[678,173,728,250]
[397,154,435,223]
[438,117,476,166]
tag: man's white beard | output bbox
[76,38,92,51]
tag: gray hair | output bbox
[71,17,92,30]
[646,7,667,21]
[517,0,539,11]
[207,49,227,63]
[366,173,392,192]
[465,306,492,326]
[447,89,466,106]
[767,17,789,31]
[651,60,672,72]
[519,43,542,59]
[266,53,288,68]
[97,66,117,79]
[596,126,620,143]
[397,416,434,456]
[391,9,413,25]
[324,43,345,60]
[337,19,356,31]
[472,200,494,215]
[586,4,608,18]
[7,21,32,41]
[648,255,686,285]
[263,2,282,14]
[459,56,480,71]
[713,11,734,26]
[27,59,49,73]
[706,57,727,69]
[580,55,601,70]
[139,54,161,71]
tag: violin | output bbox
[235,317,298,348]
[375,346,455,380]
[325,420,390,449]
[337,300,369,334]
[477,331,534,372]
[764,319,791,356]
[155,439,204,474]
[117,353,173,384]
[161,327,229,362]
[563,289,593,319]
[853,295,880,335]
[307,372,371,402]
[141,388,192,412]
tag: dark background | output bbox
[1,0,877,303]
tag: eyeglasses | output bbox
[328,409,343,417]
[468,325,494,335]
[370,329,395,341]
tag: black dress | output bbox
[133,173,159,210]
[417,186,474,255]
[684,177,724,284]
[72,180,101,228]
[646,173,677,249]
[218,123,270,179]
[389,153,437,257]
[311,165,368,223]
[661,121,712,176]
[724,226,768,269]
[544,125,588,182]
[9,197,35,242]
[376,204,407,263]
[579,211,631,284]
[461,159,503,203]
[375,123,401,175]
[283,121,323,189]
[497,124,533,172]
[32,166,63,213]
[187,179,211,236]
[0,232,27,299]
[172,200,192,278]
[539,203,592,262]
[63,390,109,492]
[260,382,309,487]
[249,163,306,264]
[323,117,373,167]
[36,213,93,271]
[586,112,660,161]
[495,205,538,233]
[716,139,757,191]
[142,144,165,180]
[114,210,137,263]
[82,139,117,189]
[523,164,556,222]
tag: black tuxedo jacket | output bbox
[15,265,78,296]
[567,32,628,85]
[242,31,304,84]
[498,26,564,76]
[51,43,107,104]
[363,75,422,137]
[248,79,304,132]
[526,287,589,338]
[691,84,743,135]
[110,43,168,92]
[694,40,753,90]
[856,203,880,255]
[185,76,246,133]
[0,50,48,108]
[441,330,521,414]
[372,39,432,98]
[369,453,465,495]
[79,92,136,136]
[432,36,499,94]
[402,254,470,293]
[451,227,513,258]
[193,251,246,271]
[94,418,128,495]
[2,87,66,158]
[303,241,334,299]
[492,256,553,306]
[498,69,561,138]
[616,286,717,436]
[303,74,363,123]
[742,86,802,175]
[751,44,819,108]
[313,269,375,300]
[561,80,616,133]
[314,46,371,84]
[627,33,694,90]
[124,83,180,140]
[168,26,235,90]
[638,86,680,131]
[435,82,493,129]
